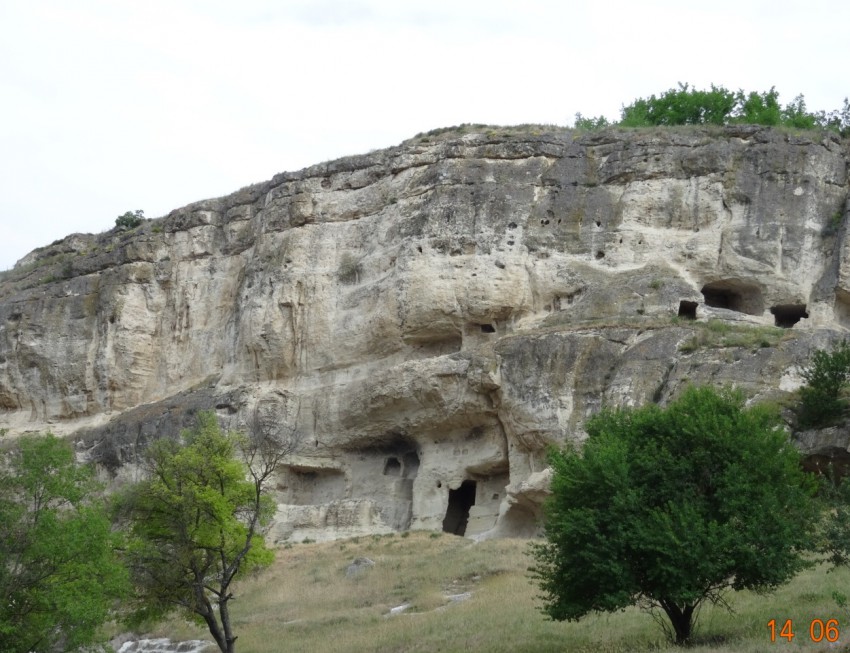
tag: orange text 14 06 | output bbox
[767,619,839,643]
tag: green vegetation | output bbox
[819,473,850,612]
[574,84,850,135]
[337,252,363,284]
[530,386,817,645]
[796,340,850,428]
[0,434,128,653]
[573,113,611,131]
[678,319,789,352]
[115,209,145,230]
[823,210,845,237]
[117,412,285,653]
[130,532,849,653]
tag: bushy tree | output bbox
[732,88,782,126]
[620,83,736,127]
[573,112,610,131]
[797,341,850,428]
[119,412,291,653]
[613,84,850,134]
[0,434,128,653]
[115,209,144,230]
[530,386,817,645]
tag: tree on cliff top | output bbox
[118,411,294,653]
[530,386,817,645]
[0,434,128,653]
[575,84,850,136]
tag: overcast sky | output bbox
[1,0,848,270]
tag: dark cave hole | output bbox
[770,304,808,328]
[383,457,402,476]
[442,480,476,536]
[678,300,698,320]
[402,451,420,479]
[700,280,764,315]
[480,323,496,333]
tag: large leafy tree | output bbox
[119,412,289,653]
[796,340,850,428]
[530,386,817,645]
[0,434,128,653]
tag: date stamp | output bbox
[768,618,840,643]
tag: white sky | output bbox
[1,0,848,270]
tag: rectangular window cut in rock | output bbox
[678,301,698,320]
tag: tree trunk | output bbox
[220,594,237,653]
[661,600,695,645]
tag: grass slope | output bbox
[143,532,850,652]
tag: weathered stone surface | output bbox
[2,125,850,539]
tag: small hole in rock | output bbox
[595,220,601,227]
[595,251,605,259]
[507,222,517,229]
[678,301,698,320]
[480,324,496,333]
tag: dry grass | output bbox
[140,532,850,653]
[679,319,793,352]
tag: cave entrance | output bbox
[770,304,808,328]
[678,300,698,320]
[442,480,477,536]
[701,280,764,315]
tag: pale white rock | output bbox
[2,126,850,540]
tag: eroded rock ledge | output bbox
[2,125,849,539]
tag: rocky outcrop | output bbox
[1,125,849,539]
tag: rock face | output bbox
[1,125,849,540]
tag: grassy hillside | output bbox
[142,532,850,652]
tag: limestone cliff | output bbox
[1,125,849,540]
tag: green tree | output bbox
[119,412,291,653]
[0,434,128,653]
[818,470,850,609]
[611,84,846,133]
[732,88,782,126]
[573,112,610,131]
[620,83,736,127]
[530,386,817,645]
[797,341,850,428]
[115,209,144,230]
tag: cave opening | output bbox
[678,300,698,320]
[402,451,420,479]
[700,280,763,315]
[383,457,401,476]
[770,304,808,328]
[442,480,477,536]
[479,323,496,333]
